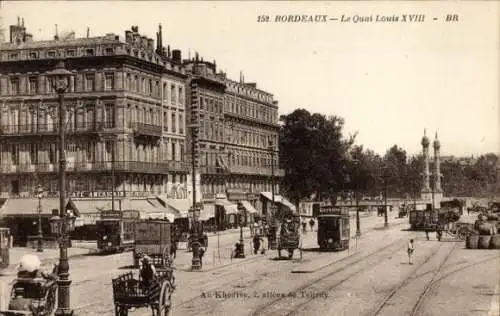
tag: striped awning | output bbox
[240,200,258,214]
[129,200,176,222]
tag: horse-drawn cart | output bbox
[112,267,175,316]
[0,267,58,316]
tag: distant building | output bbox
[183,55,288,228]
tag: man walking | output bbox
[407,239,415,265]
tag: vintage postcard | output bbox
[0,1,498,316]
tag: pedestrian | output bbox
[170,239,177,259]
[407,239,415,265]
[253,234,262,254]
[302,221,307,233]
[436,229,442,241]
[309,218,315,231]
[425,227,430,241]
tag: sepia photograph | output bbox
[0,1,498,315]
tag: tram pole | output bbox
[353,159,361,237]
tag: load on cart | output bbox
[112,255,175,316]
[0,255,58,316]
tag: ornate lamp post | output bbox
[234,204,245,258]
[46,60,73,316]
[189,206,202,270]
[36,185,45,252]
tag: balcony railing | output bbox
[228,165,285,177]
[0,161,189,175]
[131,123,162,138]
[3,191,159,199]
[0,122,115,137]
[199,164,285,176]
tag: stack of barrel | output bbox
[466,213,500,249]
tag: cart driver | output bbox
[16,254,57,281]
[139,255,157,288]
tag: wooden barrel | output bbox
[466,235,479,249]
[478,235,491,249]
[489,235,500,249]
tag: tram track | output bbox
[410,248,498,316]
[249,236,409,316]
[369,241,455,316]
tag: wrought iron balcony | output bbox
[228,165,285,177]
[0,122,114,138]
[0,160,189,175]
[199,164,285,176]
[131,123,162,138]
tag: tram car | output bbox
[96,210,138,253]
[317,206,350,251]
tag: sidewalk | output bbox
[1,244,96,274]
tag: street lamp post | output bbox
[352,159,361,237]
[234,204,245,258]
[189,124,202,271]
[382,167,389,228]
[36,185,44,252]
[268,140,277,248]
[46,60,73,316]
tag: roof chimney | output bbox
[54,24,59,40]
[172,49,181,63]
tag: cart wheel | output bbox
[115,305,129,316]
[46,283,57,315]
[158,281,173,316]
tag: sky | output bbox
[1,1,498,157]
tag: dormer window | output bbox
[105,47,114,55]
[29,52,38,59]
[48,51,56,58]
[85,48,95,56]
[66,49,76,57]
[9,53,18,60]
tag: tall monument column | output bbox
[421,130,432,201]
[433,132,444,208]
[433,132,442,193]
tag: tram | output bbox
[96,210,139,253]
[317,206,350,251]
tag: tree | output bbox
[279,109,353,205]
[383,145,408,197]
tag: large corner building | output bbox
[0,19,290,244]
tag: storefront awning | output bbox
[72,199,112,214]
[260,192,281,203]
[240,200,258,214]
[215,199,238,214]
[129,200,176,222]
[165,199,192,218]
[1,198,78,217]
[277,197,297,212]
[200,204,215,221]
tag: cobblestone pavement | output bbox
[3,214,495,316]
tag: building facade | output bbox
[183,54,287,228]
[0,22,189,199]
[0,20,292,239]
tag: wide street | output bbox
[1,213,498,316]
